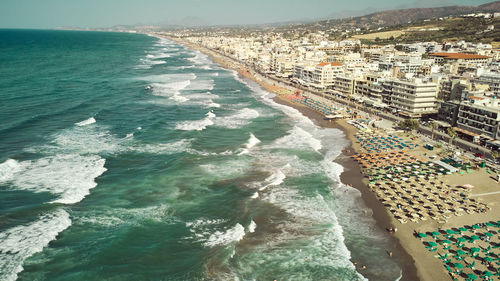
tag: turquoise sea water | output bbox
[0,30,401,281]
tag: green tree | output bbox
[492,150,499,160]
[430,122,439,140]
[398,119,419,132]
[447,127,457,146]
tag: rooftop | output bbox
[429,53,490,60]
[317,62,342,66]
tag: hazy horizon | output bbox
[0,0,496,29]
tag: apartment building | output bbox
[311,62,343,90]
[384,79,439,117]
[430,53,491,65]
[457,97,500,140]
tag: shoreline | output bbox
[163,35,421,281]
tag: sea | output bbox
[0,29,401,281]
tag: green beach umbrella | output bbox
[484,257,493,262]
[446,229,455,235]
[432,231,440,237]
[483,271,494,277]
[472,224,481,229]
[485,232,493,237]
[442,239,451,244]
[486,222,495,227]
[457,250,467,255]
[459,227,467,232]
[470,247,481,253]
[457,237,467,243]
[454,263,464,269]
[418,233,427,238]
[467,273,478,280]
[470,235,480,241]
[428,241,438,247]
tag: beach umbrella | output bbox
[472,224,481,230]
[459,227,467,232]
[454,263,464,269]
[467,273,478,280]
[432,231,440,237]
[457,237,467,243]
[484,257,493,262]
[442,239,451,244]
[418,233,427,238]
[470,247,481,253]
[483,271,493,277]
[470,235,480,241]
[486,222,495,227]
[484,232,493,237]
[457,250,467,255]
[446,229,455,235]
[428,241,438,247]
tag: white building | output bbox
[385,78,439,117]
[457,97,500,140]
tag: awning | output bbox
[433,160,459,173]
[454,127,479,137]
[325,114,344,119]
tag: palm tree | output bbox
[492,150,499,161]
[447,127,457,146]
[430,122,439,140]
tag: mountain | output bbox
[350,1,500,26]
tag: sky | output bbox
[0,0,496,28]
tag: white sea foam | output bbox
[0,159,23,182]
[186,218,228,229]
[75,117,96,127]
[169,93,190,103]
[187,51,212,65]
[138,58,166,68]
[215,108,259,129]
[175,111,216,131]
[250,192,259,199]
[0,209,71,281]
[261,187,358,268]
[206,100,221,108]
[133,139,194,154]
[204,223,246,247]
[0,155,107,204]
[146,52,171,59]
[140,73,197,83]
[259,169,286,191]
[185,78,215,91]
[238,133,261,155]
[43,125,125,155]
[151,80,192,98]
[200,158,250,179]
[270,126,322,152]
[248,220,257,233]
[77,204,176,228]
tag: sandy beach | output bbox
[162,34,500,281]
